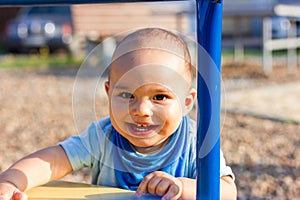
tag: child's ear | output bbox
[184,88,196,114]
[104,81,110,96]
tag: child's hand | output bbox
[136,171,183,200]
[0,182,27,200]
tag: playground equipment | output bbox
[0,0,223,199]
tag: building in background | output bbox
[0,0,299,54]
[0,1,193,54]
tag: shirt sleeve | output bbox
[59,121,101,171]
[220,150,235,180]
[191,150,235,180]
[188,119,235,180]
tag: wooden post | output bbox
[263,16,273,74]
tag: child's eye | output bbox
[153,94,167,101]
[119,92,134,99]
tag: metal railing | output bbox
[263,16,300,74]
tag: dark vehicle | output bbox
[5,6,73,53]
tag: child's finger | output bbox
[147,176,162,195]
[162,184,180,200]
[155,179,172,196]
[136,173,154,197]
[14,191,27,200]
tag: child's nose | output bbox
[130,99,153,117]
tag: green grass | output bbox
[0,54,84,69]
[222,48,300,58]
[222,49,262,57]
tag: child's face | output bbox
[105,50,195,153]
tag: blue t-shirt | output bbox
[59,116,233,190]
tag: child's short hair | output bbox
[110,28,193,85]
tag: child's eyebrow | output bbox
[113,84,173,93]
[153,87,172,93]
[113,85,130,90]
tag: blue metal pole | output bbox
[196,0,223,199]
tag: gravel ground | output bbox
[0,60,299,199]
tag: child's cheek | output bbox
[110,98,129,116]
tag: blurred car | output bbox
[5,6,73,53]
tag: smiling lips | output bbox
[127,123,159,136]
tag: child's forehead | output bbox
[110,64,190,95]
[111,49,186,71]
[109,50,191,88]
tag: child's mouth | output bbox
[127,123,159,136]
